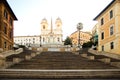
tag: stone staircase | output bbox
[0,50,120,79]
[79,48,120,67]
[8,51,117,69]
[3,49,37,69]
[0,69,120,79]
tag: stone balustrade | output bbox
[88,49,120,67]
[111,62,120,68]
[98,58,111,64]
[0,48,23,68]
[0,48,23,58]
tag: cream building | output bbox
[14,35,40,47]
[40,18,63,47]
[14,17,63,47]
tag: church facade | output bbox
[40,18,63,47]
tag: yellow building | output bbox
[70,31,92,47]
[94,0,120,54]
[0,0,17,51]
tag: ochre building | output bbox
[70,31,92,47]
[94,0,120,54]
[0,0,17,51]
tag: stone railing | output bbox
[88,48,120,67]
[0,48,23,68]
[14,48,23,55]
[88,48,120,60]
[0,48,23,58]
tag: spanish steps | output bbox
[7,51,117,69]
[0,49,120,79]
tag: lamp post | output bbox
[77,22,83,54]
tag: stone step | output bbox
[7,51,118,69]
[0,69,120,79]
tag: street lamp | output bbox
[77,22,83,54]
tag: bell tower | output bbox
[41,18,49,34]
[55,17,62,30]
[41,18,48,30]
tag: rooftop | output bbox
[93,0,115,20]
[0,0,17,20]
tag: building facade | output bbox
[94,0,120,54]
[14,35,40,47]
[70,31,92,47]
[0,0,17,51]
[40,18,63,47]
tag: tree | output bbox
[82,41,93,48]
[64,36,72,46]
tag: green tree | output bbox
[82,41,93,48]
[64,36,72,46]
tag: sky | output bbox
[7,0,112,40]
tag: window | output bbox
[110,10,113,19]
[33,41,35,44]
[101,32,104,40]
[43,25,45,29]
[110,42,114,49]
[9,30,12,39]
[43,38,45,42]
[4,9,8,20]
[102,45,104,51]
[9,45,12,49]
[4,23,7,34]
[4,42,7,48]
[110,26,114,35]
[9,17,13,26]
[33,38,35,40]
[57,24,60,27]
[101,18,104,25]
[58,38,60,42]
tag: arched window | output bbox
[43,25,45,29]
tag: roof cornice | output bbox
[0,0,17,20]
[93,0,115,20]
